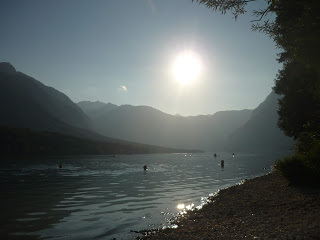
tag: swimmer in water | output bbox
[221,160,224,168]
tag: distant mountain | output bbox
[79,93,294,153]
[0,62,91,132]
[1,62,293,154]
[227,91,294,153]
[79,101,252,151]
[77,101,118,119]
[0,62,200,155]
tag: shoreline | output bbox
[138,171,320,239]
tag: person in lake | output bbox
[58,164,63,169]
[220,160,224,168]
[214,153,217,158]
[143,165,147,171]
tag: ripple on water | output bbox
[2,152,283,240]
[17,218,41,222]
[27,212,47,216]
[77,187,102,191]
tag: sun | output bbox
[172,50,202,85]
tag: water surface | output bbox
[1,152,286,239]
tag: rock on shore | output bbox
[139,171,320,240]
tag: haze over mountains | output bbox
[1,62,293,154]
[78,92,293,152]
[0,62,198,154]
[79,102,253,151]
[228,91,293,152]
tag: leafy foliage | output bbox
[192,0,256,19]
[194,0,320,185]
[273,61,320,140]
[271,1,320,154]
[275,142,320,186]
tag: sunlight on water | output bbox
[177,203,185,210]
[1,152,286,240]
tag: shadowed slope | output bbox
[0,62,91,132]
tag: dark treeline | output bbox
[0,125,201,157]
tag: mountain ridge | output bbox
[79,101,253,151]
[0,62,202,154]
[78,93,293,153]
[228,91,294,152]
[1,62,293,154]
[0,70,91,131]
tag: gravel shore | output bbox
[139,171,320,239]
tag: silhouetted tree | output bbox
[194,0,320,184]
[271,1,320,152]
[193,0,320,147]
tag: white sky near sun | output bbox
[0,0,279,116]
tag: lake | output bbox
[1,152,287,240]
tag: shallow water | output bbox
[1,152,286,239]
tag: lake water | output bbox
[1,152,287,240]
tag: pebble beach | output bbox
[139,171,320,240]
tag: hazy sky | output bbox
[1,0,279,116]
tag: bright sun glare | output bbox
[173,50,202,85]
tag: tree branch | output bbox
[251,5,272,22]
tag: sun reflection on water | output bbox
[176,203,195,214]
[177,203,185,210]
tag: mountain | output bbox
[77,101,118,119]
[1,61,293,154]
[0,62,200,155]
[0,62,16,73]
[79,93,294,153]
[0,62,91,132]
[227,91,294,153]
[78,101,252,151]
